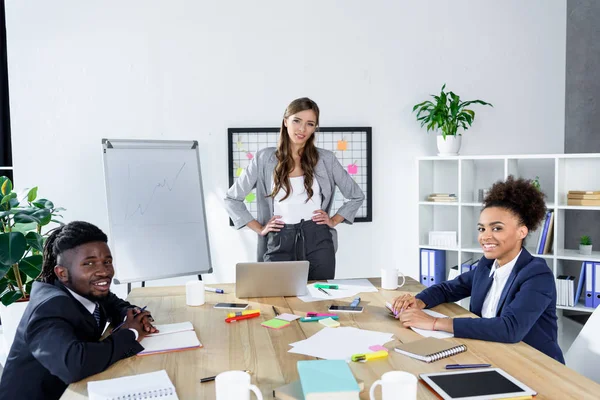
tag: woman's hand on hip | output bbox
[260,215,284,236]
[312,210,334,227]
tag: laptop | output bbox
[235,261,310,298]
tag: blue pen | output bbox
[205,287,225,294]
[350,297,361,307]
[445,363,491,369]
[112,306,147,333]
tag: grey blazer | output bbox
[225,147,365,261]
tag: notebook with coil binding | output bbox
[87,369,179,400]
[394,337,467,363]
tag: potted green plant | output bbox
[413,84,493,156]
[579,235,592,255]
[0,176,64,350]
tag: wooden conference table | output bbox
[62,278,600,399]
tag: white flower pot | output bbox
[437,135,462,156]
[0,300,29,353]
[579,244,593,255]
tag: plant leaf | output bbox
[32,199,54,209]
[19,255,43,279]
[32,209,51,226]
[12,222,38,234]
[0,177,12,196]
[27,187,38,202]
[25,232,44,252]
[1,192,16,206]
[0,232,27,266]
[1,290,24,306]
[13,213,40,224]
[0,277,8,295]
[0,264,11,280]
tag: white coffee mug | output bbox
[185,280,205,306]
[369,371,417,400]
[215,370,263,400]
[381,268,406,290]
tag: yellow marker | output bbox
[351,350,388,362]
[226,309,261,318]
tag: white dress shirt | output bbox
[66,287,138,340]
[481,250,521,318]
[273,176,322,224]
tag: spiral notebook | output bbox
[394,337,467,363]
[87,370,179,400]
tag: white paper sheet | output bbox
[297,282,362,303]
[326,279,379,293]
[409,309,454,338]
[288,327,394,360]
[275,313,301,322]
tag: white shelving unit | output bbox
[418,153,600,314]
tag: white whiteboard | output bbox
[102,139,212,283]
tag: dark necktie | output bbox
[93,303,101,327]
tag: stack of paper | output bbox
[297,279,378,303]
[288,327,394,360]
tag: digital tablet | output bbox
[419,368,537,400]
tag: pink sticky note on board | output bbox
[369,345,388,352]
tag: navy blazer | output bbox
[0,281,144,400]
[416,248,564,363]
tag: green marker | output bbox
[314,284,339,290]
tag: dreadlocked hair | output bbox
[482,175,547,245]
[41,221,108,284]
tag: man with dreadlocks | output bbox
[0,221,158,400]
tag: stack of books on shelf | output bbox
[567,190,600,206]
[556,275,575,307]
[427,193,457,202]
[534,210,554,254]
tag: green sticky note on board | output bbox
[261,318,290,330]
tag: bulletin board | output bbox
[228,127,372,224]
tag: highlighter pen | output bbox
[314,284,339,290]
[351,350,389,362]
[225,312,260,323]
[317,287,331,296]
[306,312,338,317]
[205,287,224,294]
[300,315,339,322]
[226,309,261,318]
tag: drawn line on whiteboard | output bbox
[124,162,186,219]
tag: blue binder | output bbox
[460,258,473,275]
[428,249,446,286]
[574,262,586,306]
[585,261,594,308]
[537,211,552,254]
[594,263,600,308]
[470,258,480,271]
[420,249,429,287]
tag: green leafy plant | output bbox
[413,84,493,139]
[0,176,65,306]
[580,235,592,246]
[531,176,541,191]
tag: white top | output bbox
[481,250,521,318]
[66,287,138,340]
[273,176,322,224]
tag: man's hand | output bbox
[122,309,154,341]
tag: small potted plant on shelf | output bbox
[0,176,65,350]
[413,84,493,156]
[579,235,592,255]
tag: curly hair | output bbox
[482,175,547,232]
[41,221,108,284]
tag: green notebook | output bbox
[261,318,290,330]
[297,360,360,400]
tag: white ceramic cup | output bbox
[215,370,263,400]
[381,268,406,290]
[185,280,205,306]
[369,371,417,400]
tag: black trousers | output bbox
[263,220,336,280]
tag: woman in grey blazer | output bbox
[224,97,364,280]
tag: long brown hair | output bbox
[270,97,320,202]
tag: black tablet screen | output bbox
[429,370,525,398]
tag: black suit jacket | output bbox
[0,281,144,400]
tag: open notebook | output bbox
[394,337,467,363]
[139,321,202,356]
[88,370,179,400]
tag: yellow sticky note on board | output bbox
[319,317,340,328]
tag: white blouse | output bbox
[481,250,521,318]
[273,176,322,224]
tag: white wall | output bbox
[5,1,566,296]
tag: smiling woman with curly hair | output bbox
[391,176,564,363]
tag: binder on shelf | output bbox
[429,249,446,286]
[574,262,586,306]
[420,249,429,287]
[542,212,555,254]
[448,265,459,281]
[585,262,594,308]
[460,258,473,275]
[594,263,600,309]
[537,211,552,254]
[470,258,480,271]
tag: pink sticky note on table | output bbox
[369,345,388,352]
